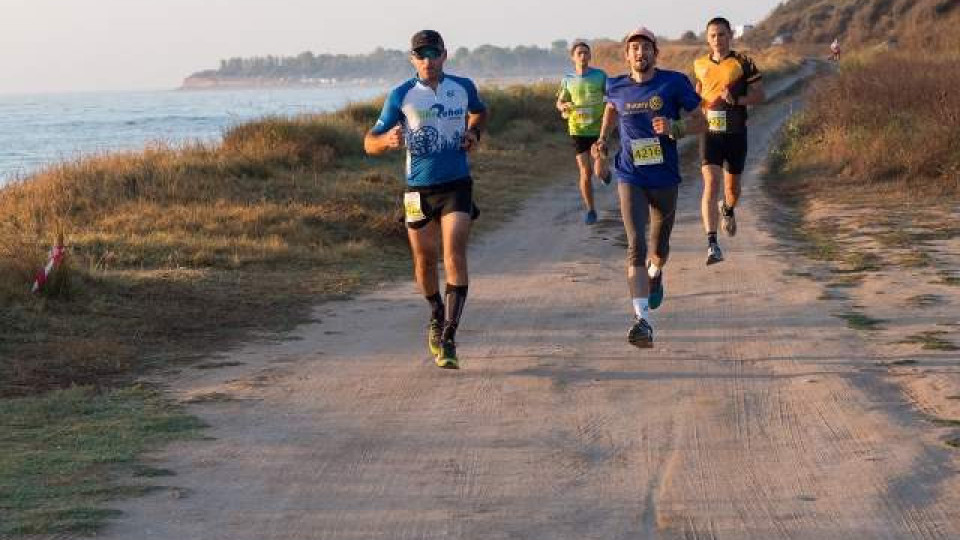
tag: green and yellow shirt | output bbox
[557,67,607,137]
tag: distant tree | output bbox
[681,30,698,42]
[551,39,569,55]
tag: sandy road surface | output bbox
[105,67,960,539]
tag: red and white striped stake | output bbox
[32,240,66,294]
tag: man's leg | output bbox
[701,164,724,264]
[719,133,747,237]
[723,171,742,209]
[576,151,596,223]
[646,185,679,310]
[618,182,654,347]
[436,211,472,367]
[407,220,444,355]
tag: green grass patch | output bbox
[885,359,918,366]
[905,294,945,308]
[896,249,933,268]
[938,272,960,286]
[0,385,204,536]
[898,330,958,351]
[834,311,885,331]
[929,417,960,428]
[946,438,960,449]
[837,251,882,273]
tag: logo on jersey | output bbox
[408,126,440,155]
[417,103,466,121]
[625,96,664,112]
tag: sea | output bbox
[0,84,388,187]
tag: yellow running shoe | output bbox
[435,340,459,369]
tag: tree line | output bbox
[190,41,580,81]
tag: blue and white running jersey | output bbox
[371,74,486,187]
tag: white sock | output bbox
[647,263,661,279]
[632,297,650,321]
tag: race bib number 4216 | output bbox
[630,137,664,166]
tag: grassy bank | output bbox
[0,386,204,535]
[770,50,959,202]
[766,49,960,372]
[0,82,571,534]
[0,83,567,396]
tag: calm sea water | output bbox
[0,85,387,186]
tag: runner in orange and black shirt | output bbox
[693,16,765,265]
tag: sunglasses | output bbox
[413,47,442,60]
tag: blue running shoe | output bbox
[649,270,664,310]
[584,210,597,225]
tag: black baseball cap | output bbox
[411,30,445,52]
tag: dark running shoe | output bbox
[428,318,443,356]
[648,269,664,310]
[706,243,724,266]
[719,200,737,237]
[627,317,654,348]
[435,340,459,369]
[584,209,598,225]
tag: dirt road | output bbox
[105,69,960,539]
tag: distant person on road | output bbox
[693,16,765,265]
[364,29,487,369]
[594,26,706,348]
[556,40,609,225]
[830,39,841,62]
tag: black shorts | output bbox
[401,177,480,230]
[571,135,599,155]
[700,132,748,175]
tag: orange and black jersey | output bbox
[693,51,762,133]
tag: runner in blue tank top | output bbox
[364,30,488,369]
[594,26,707,348]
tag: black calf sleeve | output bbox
[442,284,468,341]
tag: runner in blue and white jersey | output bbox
[364,29,487,369]
[594,26,707,348]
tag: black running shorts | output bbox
[571,135,599,155]
[402,177,480,230]
[700,132,748,175]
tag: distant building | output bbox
[734,25,754,39]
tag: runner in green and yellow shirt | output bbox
[556,40,608,225]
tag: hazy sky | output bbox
[1,0,782,94]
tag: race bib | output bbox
[572,107,595,126]
[403,192,426,223]
[707,110,728,133]
[630,137,664,166]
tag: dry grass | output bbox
[0,84,569,397]
[771,50,960,203]
[746,0,960,50]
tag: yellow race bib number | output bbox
[630,137,664,166]
[572,107,595,126]
[404,192,426,223]
[707,110,728,133]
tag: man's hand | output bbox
[591,138,608,158]
[722,87,737,106]
[461,128,480,151]
[652,116,672,137]
[382,126,404,150]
